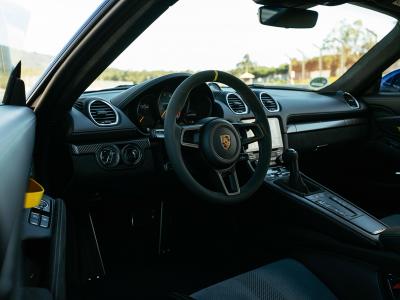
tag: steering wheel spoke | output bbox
[180,124,202,148]
[233,121,264,145]
[215,166,240,196]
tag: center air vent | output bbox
[88,100,119,126]
[260,92,280,112]
[343,92,360,109]
[226,93,248,114]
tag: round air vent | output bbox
[343,92,360,109]
[88,100,119,126]
[226,93,248,114]
[260,92,280,112]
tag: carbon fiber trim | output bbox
[71,139,150,155]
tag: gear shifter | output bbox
[282,148,309,194]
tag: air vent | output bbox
[343,92,360,109]
[260,92,280,112]
[88,100,119,126]
[226,93,248,114]
[73,100,84,112]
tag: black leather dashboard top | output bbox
[67,73,367,141]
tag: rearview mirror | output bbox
[258,6,318,29]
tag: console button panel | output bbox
[303,191,386,235]
[265,169,387,236]
[306,192,357,219]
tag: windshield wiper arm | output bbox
[247,83,267,88]
[84,84,136,94]
[113,84,135,89]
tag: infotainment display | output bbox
[242,118,283,151]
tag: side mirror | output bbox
[381,69,400,92]
[309,77,328,88]
[258,6,318,29]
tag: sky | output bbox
[0,0,100,53]
[0,0,397,72]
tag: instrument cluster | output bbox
[126,84,213,133]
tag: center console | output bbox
[264,149,387,242]
[244,118,387,242]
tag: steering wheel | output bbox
[164,70,272,204]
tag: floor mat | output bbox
[68,198,278,300]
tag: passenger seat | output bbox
[381,214,400,227]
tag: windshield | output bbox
[88,1,396,91]
[0,0,102,100]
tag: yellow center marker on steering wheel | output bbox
[213,70,218,82]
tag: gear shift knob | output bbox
[282,148,309,193]
[282,148,298,164]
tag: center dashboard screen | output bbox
[243,118,283,152]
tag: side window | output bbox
[381,59,400,92]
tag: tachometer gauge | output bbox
[184,95,212,124]
[158,90,181,120]
[158,90,172,119]
[136,95,156,132]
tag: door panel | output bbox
[364,94,400,115]
[364,94,400,147]
[362,95,400,186]
[0,105,35,299]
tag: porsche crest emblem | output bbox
[220,134,231,150]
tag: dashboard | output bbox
[66,73,369,184]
